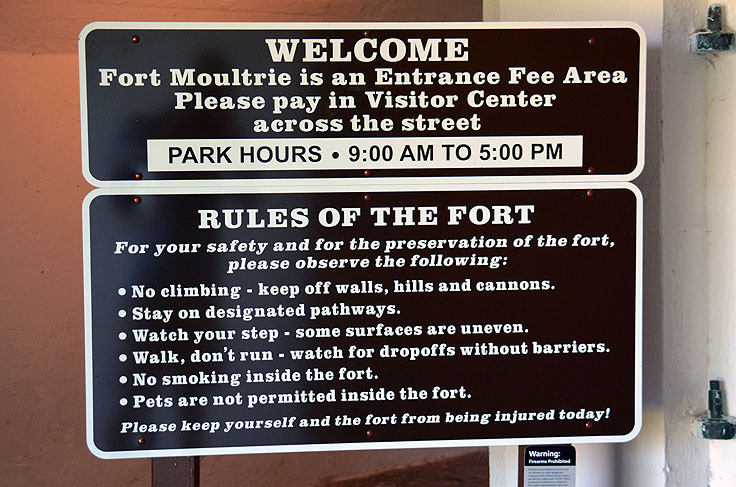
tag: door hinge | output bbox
[690,4,735,52]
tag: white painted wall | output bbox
[701,3,736,485]
[484,1,666,485]
[660,2,710,485]
[485,0,736,486]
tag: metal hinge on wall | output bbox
[690,4,735,52]
[697,380,736,440]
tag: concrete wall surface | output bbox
[490,1,736,486]
[485,1,664,485]
[0,1,485,486]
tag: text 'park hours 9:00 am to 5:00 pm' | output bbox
[146,135,583,172]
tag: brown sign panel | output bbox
[83,184,641,458]
[80,23,645,184]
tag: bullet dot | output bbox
[118,332,127,340]
[118,309,127,318]
[118,288,126,296]
[120,398,128,406]
[119,354,127,362]
[119,376,128,384]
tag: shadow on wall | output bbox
[1,1,485,487]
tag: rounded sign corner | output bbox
[82,187,106,210]
[627,163,646,184]
[87,435,116,460]
[630,184,645,215]
[624,21,648,47]
[79,22,105,43]
[82,167,107,191]
[613,414,643,443]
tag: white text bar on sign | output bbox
[147,136,583,172]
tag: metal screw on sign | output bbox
[690,4,735,52]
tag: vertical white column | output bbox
[703,2,736,486]
[661,0,711,485]
[484,1,666,486]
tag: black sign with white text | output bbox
[83,185,641,458]
[524,445,576,487]
[79,23,644,184]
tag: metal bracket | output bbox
[690,4,735,52]
[697,380,736,440]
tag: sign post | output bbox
[152,457,199,487]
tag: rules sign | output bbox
[83,184,642,458]
[79,23,645,184]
